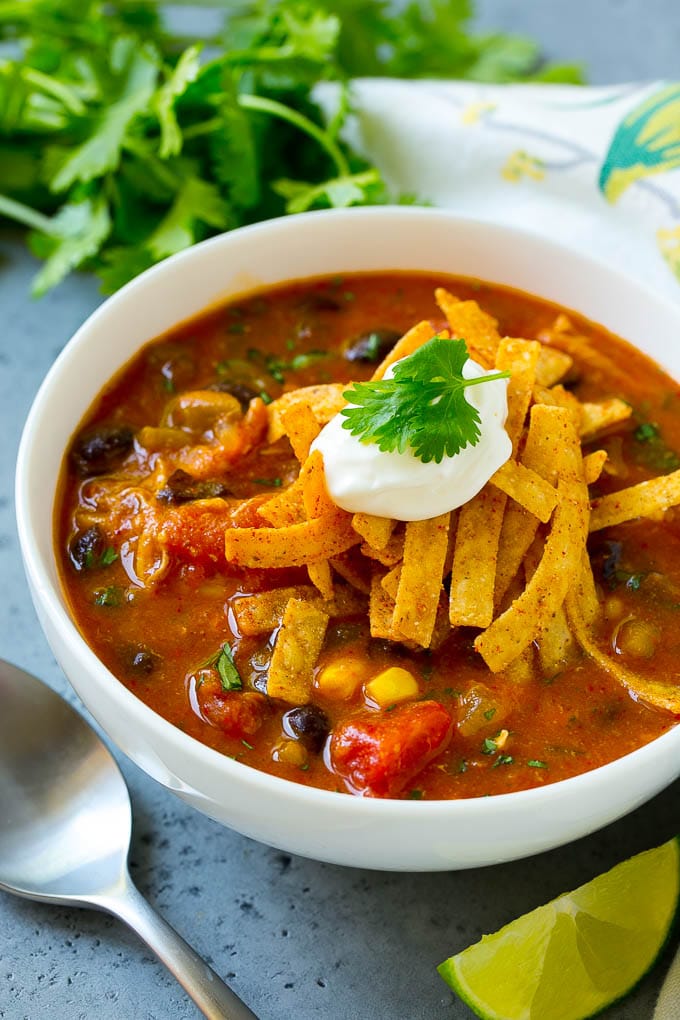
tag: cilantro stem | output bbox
[121,139,181,191]
[0,193,55,235]
[21,68,86,116]
[181,117,223,140]
[0,1,35,20]
[462,371,511,388]
[238,94,350,178]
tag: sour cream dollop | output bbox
[311,358,512,521]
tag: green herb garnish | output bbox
[94,585,123,607]
[527,759,548,769]
[632,419,680,473]
[634,422,661,442]
[492,754,514,768]
[253,477,283,487]
[481,737,498,755]
[84,545,118,570]
[0,1,582,297]
[341,337,510,463]
[216,642,242,691]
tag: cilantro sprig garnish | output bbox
[0,0,582,297]
[341,337,510,464]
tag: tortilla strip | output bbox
[267,598,329,704]
[535,346,573,387]
[589,468,680,531]
[449,485,507,629]
[476,409,588,672]
[369,571,397,639]
[450,338,541,629]
[496,338,542,451]
[361,529,405,567]
[372,321,438,380]
[329,549,371,593]
[234,585,366,636]
[583,449,608,486]
[490,460,558,523]
[393,513,450,647]
[538,604,577,674]
[279,400,321,462]
[494,404,564,609]
[267,383,347,442]
[307,561,335,599]
[579,398,632,439]
[567,588,680,713]
[503,645,535,684]
[532,383,582,429]
[301,449,335,519]
[225,509,360,568]
[352,512,395,550]
[574,548,600,629]
[537,316,631,390]
[381,564,401,601]
[434,288,500,368]
[257,473,305,526]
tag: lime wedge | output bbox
[438,837,680,1020]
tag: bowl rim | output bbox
[15,204,680,821]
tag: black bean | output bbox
[207,381,259,409]
[283,705,330,753]
[71,424,134,476]
[157,469,232,505]
[344,329,402,364]
[146,343,196,391]
[68,525,105,572]
[368,638,410,659]
[124,645,160,677]
[301,293,342,313]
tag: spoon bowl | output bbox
[0,659,257,1020]
[0,660,130,903]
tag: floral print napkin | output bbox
[317,80,680,303]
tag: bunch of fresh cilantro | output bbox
[0,0,582,296]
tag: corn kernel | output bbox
[494,728,510,750]
[364,667,419,709]
[315,660,366,701]
[272,739,309,768]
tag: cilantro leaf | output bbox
[29,193,112,295]
[216,642,242,691]
[273,169,382,213]
[154,44,202,159]
[341,337,509,464]
[48,40,159,192]
[0,0,584,296]
[146,177,231,260]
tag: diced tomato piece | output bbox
[329,700,454,798]
[198,676,269,737]
[159,503,232,564]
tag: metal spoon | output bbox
[0,659,258,1020]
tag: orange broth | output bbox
[56,272,680,799]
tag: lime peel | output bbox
[438,837,680,1020]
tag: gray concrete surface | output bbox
[2,3,680,1018]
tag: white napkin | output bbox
[317,77,680,1019]
[654,945,680,1020]
[315,79,680,303]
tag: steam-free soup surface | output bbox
[57,273,680,799]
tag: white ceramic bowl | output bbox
[16,207,680,871]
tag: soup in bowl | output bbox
[16,207,680,870]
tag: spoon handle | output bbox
[103,872,258,1020]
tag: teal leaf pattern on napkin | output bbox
[599,84,680,203]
